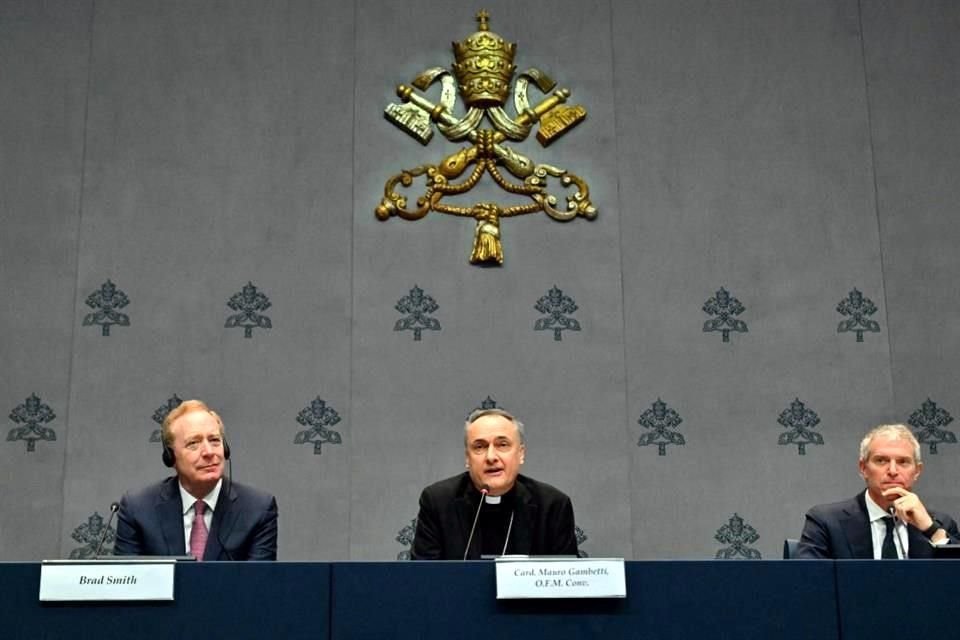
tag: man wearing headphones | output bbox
[114,399,278,560]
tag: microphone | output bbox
[94,502,120,558]
[463,484,489,560]
[887,506,908,559]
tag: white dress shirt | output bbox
[864,489,907,559]
[179,478,222,553]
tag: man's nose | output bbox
[485,444,497,460]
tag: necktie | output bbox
[190,500,209,560]
[881,516,899,559]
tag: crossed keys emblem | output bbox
[375,10,597,265]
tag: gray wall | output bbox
[2,0,958,561]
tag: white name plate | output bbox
[495,557,626,599]
[39,559,175,602]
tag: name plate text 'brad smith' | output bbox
[39,560,175,601]
[495,557,626,599]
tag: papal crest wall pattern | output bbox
[2,0,960,562]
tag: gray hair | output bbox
[464,408,525,446]
[859,424,921,464]
[161,399,225,448]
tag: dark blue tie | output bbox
[881,517,899,559]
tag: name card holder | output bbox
[39,558,176,602]
[495,557,626,599]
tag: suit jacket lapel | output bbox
[840,493,874,559]
[205,481,237,561]
[453,481,477,559]
[157,478,186,556]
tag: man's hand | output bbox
[883,487,946,542]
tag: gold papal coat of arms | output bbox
[376,10,596,265]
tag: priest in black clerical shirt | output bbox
[411,408,578,560]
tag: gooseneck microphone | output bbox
[463,484,490,560]
[94,502,120,558]
[888,506,908,559]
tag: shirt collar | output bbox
[483,487,516,507]
[863,489,891,523]
[179,478,223,516]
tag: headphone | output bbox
[162,436,231,467]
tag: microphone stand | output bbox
[94,502,120,558]
[463,486,489,560]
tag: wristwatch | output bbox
[922,519,942,539]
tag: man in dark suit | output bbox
[114,399,278,560]
[797,423,959,558]
[412,408,578,560]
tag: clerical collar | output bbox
[480,487,516,506]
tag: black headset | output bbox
[162,436,231,467]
